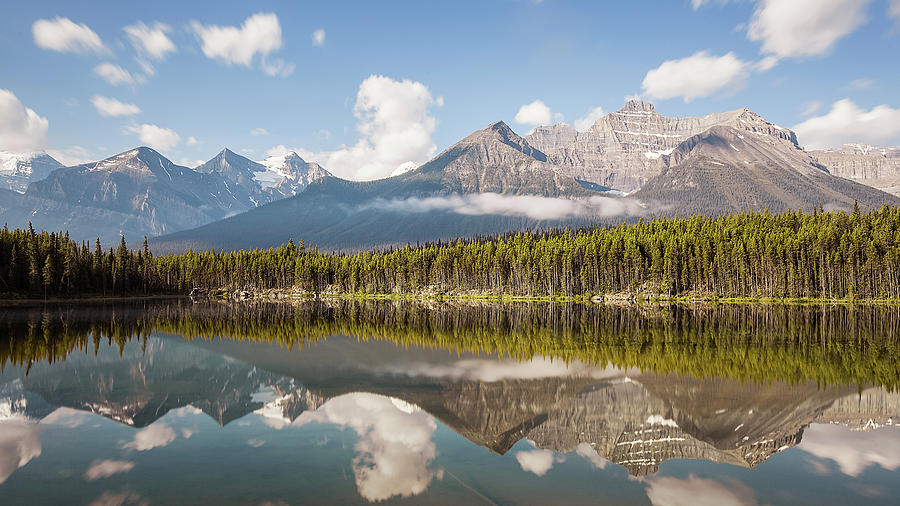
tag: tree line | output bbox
[2,205,900,299]
[3,299,899,388]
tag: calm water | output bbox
[1,300,899,505]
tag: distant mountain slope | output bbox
[631,126,900,214]
[526,99,797,193]
[20,147,250,237]
[196,148,332,206]
[152,116,900,253]
[259,151,332,199]
[0,151,63,193]
[0,146,334,244]
[150,121,606,252]
[810,144,900,197]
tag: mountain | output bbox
[150,121,606,252]
[0,151,63,193]
[630,125,900,214]
[810,144,900,197]
[194,148,271,208]
[151,112,899,253]
[196,148,331,206]
[15,147,254,238]
[0,147,333,243]
[259,151,332,199]
[4,101,898,251]
[526,99,798,194]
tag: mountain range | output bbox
[0,146,329,242]
[0,99,898,251]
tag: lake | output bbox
[1,299,899,505]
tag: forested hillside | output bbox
[2,205,900,300]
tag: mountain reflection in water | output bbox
[1,300,899,505]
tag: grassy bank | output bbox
[204,288,900,306]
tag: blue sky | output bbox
[1,0,899,179]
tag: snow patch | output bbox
[643,148,675,160]
[390,161,417,177]
[646,415,679,428]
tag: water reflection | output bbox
[1,300,899,504]
[295,393,443,502]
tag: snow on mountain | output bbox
[258,151,331,197]
[390,161,418,177]
[0,151,63,192]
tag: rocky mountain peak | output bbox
[467,120,547,162]
[0,151,64,193]
[283,151,305,162]
[619,99,657,114]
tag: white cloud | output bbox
[125,123,181,151]
[305,75,441,180]
[644,474,757,506]
[514,100,554,126]
[47,146,92,166]
[124,22,175,61]
[792,99,900,149]
[312,29,326,46]
[850,78,875,89]
[123,423,176,451]
[293,393,442,502]
[0,89,49,152]
[94,63,139,86]
[91,95,141,117]
[799,424,900,477]
[259,59,295,78]
[265,145,299,158]
[251,127,269,136]
[32,17,106,55]
[642,51,750,102]
[0,420,42,484]
[185,136,199,146]
[754,55,779,71]
[515,447,559,476]
[135,59,156,77]
[381,357,629,382]
[87,491,147,506]
[176,158,204,168]
[748,0,869,59]
[892,0,900,21]
[362,193,647,220]
[84,459,135,480]
[573,106,604,131]
[575,443,609,469]
[190,13,294,77]
[801,100,822,117]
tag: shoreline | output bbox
[4,291,900,307]
[200,289,900,306]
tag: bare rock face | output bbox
[407,120,594,197]
[526,99,797,193]
[631,126,900,215]
[811,144,900,197]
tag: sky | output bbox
[1,0,899,180]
